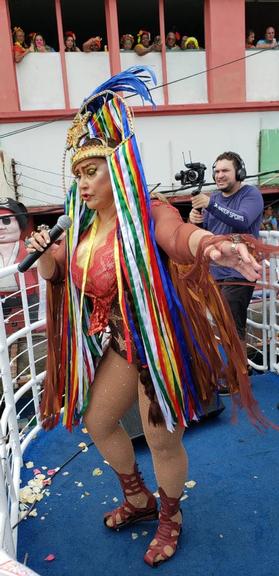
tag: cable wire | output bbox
[12,441,94,528]
[16,161,72,179]
[18,172,65,189]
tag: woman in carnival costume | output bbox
[25,67,277,567]
[12,26,33,63]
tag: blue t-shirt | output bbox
[203,184,264,280]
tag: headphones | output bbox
[212,152,247,182]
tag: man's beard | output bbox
[219,182,235,194]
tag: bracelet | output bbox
[230,234,242,253]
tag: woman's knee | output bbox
[144,427,180,455]
[83,409,119,444]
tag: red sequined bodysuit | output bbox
[50,201,197,359]
[71,227,118,336]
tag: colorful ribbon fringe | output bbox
[59,67,206,430]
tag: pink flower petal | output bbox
[33,468,41,475]
[44,554,56,562]
[43,478,52,486]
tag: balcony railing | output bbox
[15,51,208,111]
[14,49,279,112]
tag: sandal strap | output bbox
[115,463,149,497]
[104,463,158,530]
[104,498,158,529]
[104,499,137,529]
[159,486,181,518]
[144,487,183,567]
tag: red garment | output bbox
[13,43,26,56]
[51,201,197,336]
[71,227,117,335]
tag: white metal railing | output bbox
[0,263,46,563]
[247,231,279,372]
[0,234,279,565]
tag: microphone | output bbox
[18,215,72,273]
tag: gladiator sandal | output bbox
[144,487,183,567]
[104,463,158,530]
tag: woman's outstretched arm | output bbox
[151,200,262,282]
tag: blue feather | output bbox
[81,66,157,113]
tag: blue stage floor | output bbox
[18,372,279,576]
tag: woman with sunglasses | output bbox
[0,198,37,333]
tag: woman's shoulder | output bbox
[150,194,181,218]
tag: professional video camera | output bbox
[175,162,206,188]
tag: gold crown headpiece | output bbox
[64,68,156,189]
[66,90,135,174]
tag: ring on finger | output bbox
[37,224,50,232]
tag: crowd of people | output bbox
[246,25,278,49]
[12,22,279,64]
[12,26,201,63]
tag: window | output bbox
[61,0,107,51]
[9,0,58,50]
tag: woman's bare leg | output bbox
[139,381,187,563]
[138,382,188,499]
[84,347,138,473]
[84,348,152,522]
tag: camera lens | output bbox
[175,172,182,181]
[187,170,198,183]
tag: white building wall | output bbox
[1,109,279,206]
[246,50,279,102]
[15,54,65,110]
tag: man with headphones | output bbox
[189,151,264,389]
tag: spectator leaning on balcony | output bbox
[256,26,278,49]
[166,31,181,51]
[30,33,55,52]
[83,36,102,52]
[183,36,199,50]
[246,29,256,49]
[189,151,264,385]
[120,34,134,51]
[134,30,155,56]
[64,31,80,52]
[180,35,188,49]
[12,26,34,63]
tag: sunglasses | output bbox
[0,216,15,225]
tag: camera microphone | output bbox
[18,215,72,273]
